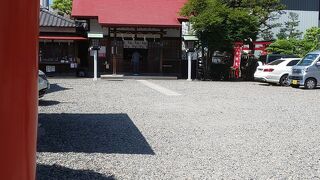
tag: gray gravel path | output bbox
[37,78,320,179]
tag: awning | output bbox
[72,0,187,27]
[39,36,87,40]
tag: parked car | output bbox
[289,51,320,89]
[254,58,301,86]
[259,54,299,64]
[38,70,50,98]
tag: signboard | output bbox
[70,63,77,69]
[233,44,242,69]
[182,22,195,36]
[123,40,148,49]
[90,46,106,57]
[88,32,104,39]
[99,46,106,57]
[46,65,55,73]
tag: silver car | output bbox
[38,70,50,98]
[289,50,320,89]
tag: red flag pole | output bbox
[0,0,39,179]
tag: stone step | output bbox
[101,74,178,80]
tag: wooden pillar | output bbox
[113,28,117,75]
[160,30,164,74]
[0,0,39,179]
[179,27,183,78]
[74,41,78,63]
[135,27,138,39]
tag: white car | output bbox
[38,70,50,98]
[254,58,301,86]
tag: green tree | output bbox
[224,0,285,43]
[181,0,231,52]
[259,28,275,41]
[266,39,295,54]
[181,0,284,54]
[181,0,259,53]
[297,27,320,56]
[267,27,320,57]
[52,0,72,16]
[277,12,303,39]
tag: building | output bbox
[72,0,320,77]
[72,0,188,76]
[39,7,88,76]
[271,0,320,37]
[40,0,50,9]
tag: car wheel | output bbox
[304,78,317,89]
[279,74,289,87]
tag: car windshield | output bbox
[267,60,284,65]
[297,54,319,66]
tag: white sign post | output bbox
[183,35,198,81]
[187,52,192,81]
[88,33,104,81]
[93,50,98,81]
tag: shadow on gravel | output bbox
[257,83,271,86]
[47,83,72,94]
[257,83,320,90]
[39,100,61,107]
[257,83,288,87]
[37,113,155,155]
[37,164,115,180]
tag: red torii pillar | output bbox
[0,1,39,179]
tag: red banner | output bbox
[233,44,242,69]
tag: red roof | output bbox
[72,0,187,27]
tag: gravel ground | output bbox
[37,78,320,179]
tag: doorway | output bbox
[123,48,148,74]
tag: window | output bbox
[267,56,283,64]
[268,60,285,65]
[297,54,319,66]
[286,60,300,66]
[39,42,75,62]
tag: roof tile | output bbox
[72,0,187,27]
[40,8,76,28]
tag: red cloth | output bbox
[233,45,242,69]
[72,0,187,27]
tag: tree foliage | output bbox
[265,39,295,54]
[267,27,320,57]
[180,0,284,53]
[259,28,275,41]
[225,0,285,33]
[52,0,72,15]
[303,27,320,51]
[277,12,302,39]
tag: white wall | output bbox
[270,10,319,38]
[182,22,195,36]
